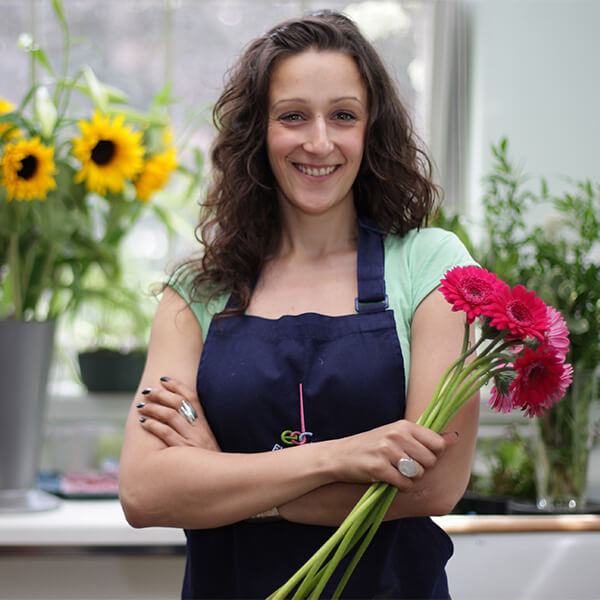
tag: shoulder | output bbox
[166,263,229,341]
[384,226,478,316]
[385,226,473,259]
[385,227,477,276]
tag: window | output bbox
[1,0,440,393]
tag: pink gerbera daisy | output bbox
[488,385,514,414]
[486,283,549,341]
[439,266,500,324]
[545,306,570,361]
[488,369,517,414]
[546,362,574,407]
[509,345,565,417]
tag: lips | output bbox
[293,163,339,177]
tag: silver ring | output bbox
[397,457,419,478]
[178,400,198,424]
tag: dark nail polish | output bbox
[160,376,170,382]
[139,417,146,423]
[136,402,145,409]
[141,388,152,395]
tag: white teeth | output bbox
[295,164,337,177]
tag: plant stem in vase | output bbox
[534,366,598,511]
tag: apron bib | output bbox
[182,221,453,599]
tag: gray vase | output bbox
[0,318,60,512]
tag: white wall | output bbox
[466,0,600,217]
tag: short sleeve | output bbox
[384,227,479,388]
[167,265,228,342]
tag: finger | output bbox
[158,376,205,417]
[394,454,424,480]
[409,425,448,456]
[139,416,189,447]
[139,386,181,411]
[441,431,460,448]
[139,385,199,426]
[138,400,191,435]
[157,376,194,401]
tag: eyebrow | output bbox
[270,96,364,109]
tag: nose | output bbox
[303,116,334,155]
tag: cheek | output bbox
[267,124,294,158]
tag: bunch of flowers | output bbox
[0,0,181,321]
[270,265,572,599]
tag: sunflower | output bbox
[72,111,144,195]
[1,137,57,201]
[135,146,178,202]
[0,95,20,141]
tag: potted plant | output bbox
[73,284,154,393]
[0,0,199,509]
[437,138,599,511]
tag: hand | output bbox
[328,420,458,491]
[136,377,221,451]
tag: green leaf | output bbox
[30,47,55,76]
[52,0,69,33]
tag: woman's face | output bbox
[266,49,368,219]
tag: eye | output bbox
[333,111,356,122]
[279,112,305,122]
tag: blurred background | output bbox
[0,2,599,597]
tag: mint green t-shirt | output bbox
[169,227,478,392]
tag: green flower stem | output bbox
[306,483,395,599]
[306,512,366,599]
[296,505,377,597]
[421,356,492,430]
[427,368,495,433]
[295,499,383,599]
[421,338,511,431]
[419,325,493,426]
[268,484,386,600]
[332,484,398,599]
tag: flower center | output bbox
[17,154,38,180]
[459,278,493,305]
[507,300,533,324]
[91,139,116,165]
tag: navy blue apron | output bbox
[182,221,453,599]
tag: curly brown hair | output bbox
[177,10,439,312]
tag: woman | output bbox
[119,10,479,599]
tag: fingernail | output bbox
[136,402,145,409]
[141,388,152,395]
[139,417,147,423]
[454,431,460,438]
[160,376,170,382]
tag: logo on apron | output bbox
[272,383,313,450]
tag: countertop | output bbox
[2,499,600,549]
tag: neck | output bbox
[277,208,358,262]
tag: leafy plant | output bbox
[0,0,203,322]
[469,427,536,500]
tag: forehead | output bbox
[268,49,366,102]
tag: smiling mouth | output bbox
[293,163,339,177]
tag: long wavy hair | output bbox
[178,10,439,312]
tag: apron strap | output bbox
[226,219,389,314]
[355,219,388,313]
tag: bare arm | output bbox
[119,287,466,530]
[277,288,479,525]
[119,287,334,529]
